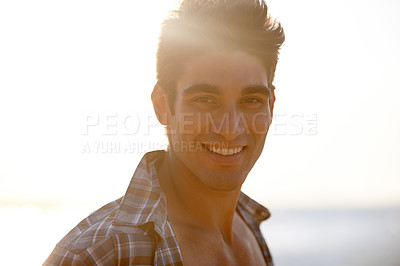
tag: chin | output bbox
[197,171,247,192]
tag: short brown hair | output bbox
[156,0,285,110]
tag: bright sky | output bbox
[1,0,400,213]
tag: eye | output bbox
[193,96,215,104]
[241,97,265,104]
[189,95,219,110]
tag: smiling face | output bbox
[163,50,274,191]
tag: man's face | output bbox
[167,50,274,191]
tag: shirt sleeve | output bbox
[43,245,86,266]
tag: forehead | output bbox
[176,50,269,93]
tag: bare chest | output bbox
[173,219,266,266]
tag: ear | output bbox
[151,83,170,125]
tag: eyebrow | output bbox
[182,84,271,96]
[241,85,272,96]
[182,84,221,96]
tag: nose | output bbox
[211,103,246,141]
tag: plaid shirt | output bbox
[44,150,273,266]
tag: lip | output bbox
[202,143,247,164]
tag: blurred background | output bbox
[1,0,399,265]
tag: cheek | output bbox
[170,113,202,135]
[247,111,272,135]
[186,112,216,135]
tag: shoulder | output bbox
[44,198,157,265]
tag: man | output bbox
[45,0,284,265]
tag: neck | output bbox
[158,149,242,243]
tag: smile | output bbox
[203,144,245,156]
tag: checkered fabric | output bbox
[44,150,273,266]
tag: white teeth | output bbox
[206,144,244,156]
